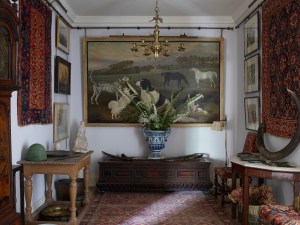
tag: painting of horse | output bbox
[189,67,218,88]
[161,72,189,88]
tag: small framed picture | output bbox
[55,56,71,95]
[244,97,260,131]
[56,16,70,54]
[244,12,259,56]
[244,54,260,93]
[53,103,69,142]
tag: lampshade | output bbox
[211,121,223,131]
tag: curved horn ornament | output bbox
[257,89,300,160]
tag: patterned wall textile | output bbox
[262,0,300,137]
[18,0,52,125]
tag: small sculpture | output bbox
[73,121,89,153]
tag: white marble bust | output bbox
[73,121,88,153]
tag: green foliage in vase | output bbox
[117,81,204,131]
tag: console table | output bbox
[97,157,212,192]
[230,155,300,225]
[18,151,92,225]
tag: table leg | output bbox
[20,167,25,225]
[45,174,53,203]
[84,165,90,205]
[231,167,237,219]
[242,175,250,225]
[295,181,300,198]
[69,176,77,224]
[24,175,32,222]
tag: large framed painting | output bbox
[82,37,224,127]
[53,103,69,142]
[244,12,259,56]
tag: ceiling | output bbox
[51,0,262,28]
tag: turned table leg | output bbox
[45,174,53,203]
[24,175,32,222]
[69,176,77,224]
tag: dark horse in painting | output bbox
[161,72,189,88]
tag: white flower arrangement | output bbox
[117,81,204,131]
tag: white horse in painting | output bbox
[189,67,218,88]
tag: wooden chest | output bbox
[97,157,212,192]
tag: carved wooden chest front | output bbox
[97,157,212,192]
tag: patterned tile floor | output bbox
[79,189,241,225]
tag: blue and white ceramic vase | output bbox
[143,128,171,159]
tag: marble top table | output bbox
[230,155,300,225]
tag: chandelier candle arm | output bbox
[130,0,185,61]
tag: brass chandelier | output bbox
[130,0,186,61]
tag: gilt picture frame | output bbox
[82,37,224,127]
[244,12,259,56]
[56,16,70,54]
[53,103,69,142]
[244,97,260,131]
[54,56,71,95]
[244,54,260,93]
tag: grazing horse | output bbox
[189,67,218,88]
[161,72,189,88]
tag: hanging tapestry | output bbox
[18,0,52,125]
[262,0,300,137]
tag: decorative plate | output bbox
[46,151,72,157]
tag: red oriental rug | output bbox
[262,0,300,137]
[80,191,239,225]
[18,0,52,125]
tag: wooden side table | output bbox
[18,151,92,225]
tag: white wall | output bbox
[10,11,239,211]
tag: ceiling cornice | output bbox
[233,0,264,26]
[70,16,234,28]
[51,0,264,29]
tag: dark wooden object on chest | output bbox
[97,157,213,192]
[0,0,20,224]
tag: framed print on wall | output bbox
[54,56,71,95]
[244,97,260,131]
[244,54,260,93]
[53,103,69,142]
[56,16,70,54]
[82,36,225,127]
[244,12,259,56]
